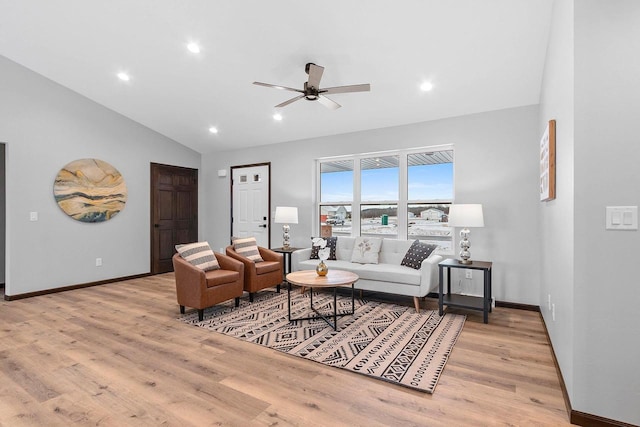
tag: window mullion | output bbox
[398,153,408,240]
[353,156,362,237]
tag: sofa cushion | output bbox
[350,237,382,264]
[401,240,438,270]
[232,236,264,263]
[175,241,220,271]
[310,236,337,260]
[296,259,421,286]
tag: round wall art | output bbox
[53,158,128,223]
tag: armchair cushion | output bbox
[204,269,241,288]
[175,241,220,271]
[232,236,264,263]
[255,261,281,275]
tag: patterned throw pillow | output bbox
[350,236,383,264]
[175,241,220,271]
[309,237,338,260]
[401,240,438,270]
[232,236,264,263]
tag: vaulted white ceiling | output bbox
[0,0,554,153]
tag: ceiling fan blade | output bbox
[321,84,371,95]
[253,81,303,93]
[317,95,341,110]
[275,94,305,108]
[307,63,324,89]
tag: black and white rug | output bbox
[179,289,465,393]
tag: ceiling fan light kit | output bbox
[253,63,370,110]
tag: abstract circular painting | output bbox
[53,158,128,222]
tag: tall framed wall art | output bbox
[540,119,556,201]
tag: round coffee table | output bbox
[286,270,359,331]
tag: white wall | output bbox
[573,1,640,424]
[0,55,201,296]
[203,105,541,304]
[538,0,575,403]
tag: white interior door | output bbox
[232,164,270,247]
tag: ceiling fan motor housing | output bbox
[303,82,319,100]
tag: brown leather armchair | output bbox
[225,245,283,302]
[172,251,244,321]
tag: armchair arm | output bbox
[214,252,244,275]
[172,253,207,302]
[225,245,257,277]
[258,247,283,263]
[419,253,444,296]
[291,248,312,271]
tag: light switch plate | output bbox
[606,206,638,230]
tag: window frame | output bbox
[316,145,454,252]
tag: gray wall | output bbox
[0,55,201,296]
[540,1,639,424]
[0,143,5,284]
[202,105,541,305]
[573,1,640,423]
[538,0,575,405]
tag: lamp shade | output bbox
[274,206,298,224]
[448,204,484,227]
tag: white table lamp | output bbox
[274,206,298,250]
[448,204,484,264]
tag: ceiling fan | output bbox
[253,63,370,110]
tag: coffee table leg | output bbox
[287,279,291,321]
[333,287,338,331]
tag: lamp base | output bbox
[457,259,473,265]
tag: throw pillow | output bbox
[232,236,264,263]
[401,240,438,270]
[309,236,337,260]
[350,237,383,264]
[175,241,220,271]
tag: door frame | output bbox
[150,162,199,274]
[230,162,271,248]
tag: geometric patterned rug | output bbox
[179,289,465,393]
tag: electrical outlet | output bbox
[548,294,552,311]
[552,303,556,321]
[96,258,102,267]
[465,269,472,279]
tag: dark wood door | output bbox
[150,163,198,274]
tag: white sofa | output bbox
[291,237,443,312]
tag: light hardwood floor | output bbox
[0,274,571,426]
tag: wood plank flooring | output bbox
[0,274,571,426]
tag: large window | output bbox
[317,147,454,251]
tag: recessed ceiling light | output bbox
[117,72,130,82]
[420,81,434,92]
[187,42,201,54]
[273,113,283,121]
[209,126,218,134]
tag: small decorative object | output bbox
[274,206,298,249]
[448,204,484,265]
[312,237,330,276]
[53,158,127,222]
[540,119,556,201]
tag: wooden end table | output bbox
[286,270,358,331]
[438,258,493,323]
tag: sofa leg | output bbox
[277,283,281,293]
[180,305,185,314]
[235,297,240,307]
[249,293,254,303]
[198,309,204,321]
[413,297,420,314]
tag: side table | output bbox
[438,258,493,323]
[271,247,301,276]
